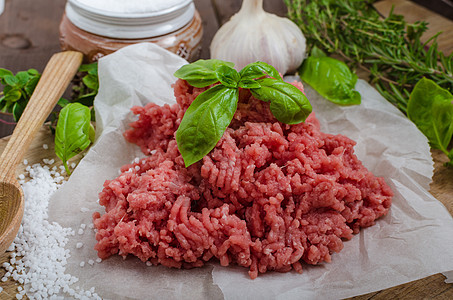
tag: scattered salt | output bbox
[95,258,102,263]
[80,207,90,213]
[70,162,76,169]
[76,242,83,249]
[0,286,3,293]
[42,144,48,150]
[0,163,101,299]
[150,149,157,155]
[80,224,87,229]
[88,260,94,266]
[135,165,140,171]
[134,157,140,164]
[78,228,84,235]
[146,261,152,267]
[23,159,28,165]
[79,262,85,267]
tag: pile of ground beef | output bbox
[93,79,393,279]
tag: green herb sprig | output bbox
[0,68,41,121]
[174,59,312,167]
[0,63,99,172]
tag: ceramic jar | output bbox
[59,0,203,62]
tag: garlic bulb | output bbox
[210,0,306,75]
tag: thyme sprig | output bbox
[285,0,453,114]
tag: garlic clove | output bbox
[210,0,306,75]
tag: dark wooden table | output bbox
[0,0,453,299]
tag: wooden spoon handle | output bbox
[0,51,83,181]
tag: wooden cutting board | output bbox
[0,0,452,299]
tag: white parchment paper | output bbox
[49,43,453,299]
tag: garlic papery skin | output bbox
[210,0,306,75]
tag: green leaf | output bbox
[176,85,239,167]
[4,89,22,102]
[174,59,234,88]
[299,54,361,106]
[3,75,19,87]
[238,79,261,89]
[407,78,453,156]
[240,62,283,81]
[310,45,327,58]
[55,103,93,174]
[79,63,98,74]
[57,98,70,108]
[16,71,30,86]
[24,76,40,97]
[0,68,13,78]
[251,78,312,124]
[82,74,99,91]
[12,100,27,121]
[27,69,39,75]
[215,65,240,88]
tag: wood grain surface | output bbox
[0,0,452,299]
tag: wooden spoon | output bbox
[0,51,83,254]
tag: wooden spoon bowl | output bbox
[0,51,83,254]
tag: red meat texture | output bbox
[93,79,393,279]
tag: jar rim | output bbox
[68,0,192,19]
[66,0,195,39]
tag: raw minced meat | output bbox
[93,79,393,279]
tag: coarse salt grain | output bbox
[42,144,48,150]
[81,207,90,213]
[88,260,94,266]
[0,163,101,299]
[76,242,83,249]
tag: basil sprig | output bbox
[174,59,312,167]
[55,103,95,174]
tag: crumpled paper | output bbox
[48,43,453,299]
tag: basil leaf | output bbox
[57,98,70,108]
[238,79,261,89]
[299,55,361,106]
[407,78,453,155]
[215,65,240,88]
[15,71,30,86]
[12,100,27,122]
[176,85,239,167]
[82,74,99,90]
[240,62,283,81]
[27,68,39,75]
[310,45,327,58]
[251,78,312,124]
[79,63,97,74]
[0,68,13,78]
[4,75,19,87]
[174,59,234,88]
[55,103,93,174]
[24,76,40,97]
[4,89,22,102]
